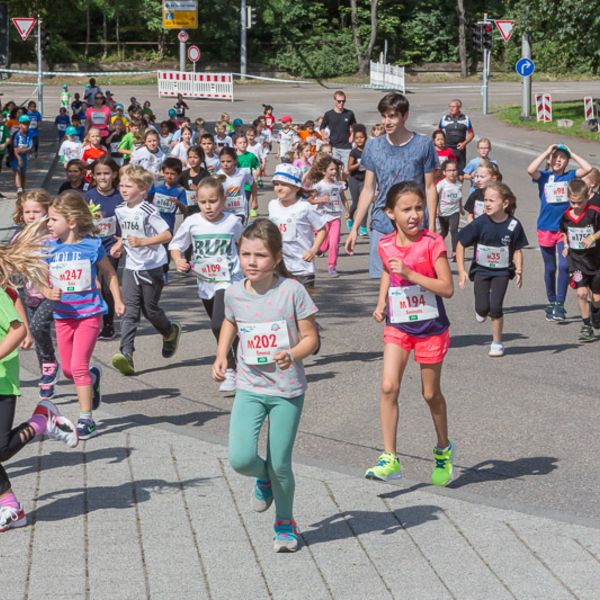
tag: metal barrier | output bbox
[157,70,233,101]
[535,93,552,122]
[369,61,405,94]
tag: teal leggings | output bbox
[228,390,304,521]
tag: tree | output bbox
[456,0,467,76]
[349,0,378,75]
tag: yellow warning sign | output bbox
[163,0,198,29]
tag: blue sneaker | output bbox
[38,362,59,400]
[77,418,97,440]
[273,519,299,553]
[346,218,354,231]
[553,303,567,322]
[90,366,102,410]
[359,226,368,237]
[251,479,273,512]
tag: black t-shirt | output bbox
[458,213,529,279]
[588,191,600,208]
[349,147,365,182]
[179,167,209,216]
[58,181,87,194]
[321,108,356,149]
[464,188,484,217]
[560,205,600,274]
[438,112,473,148]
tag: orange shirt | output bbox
[298,129,322,155]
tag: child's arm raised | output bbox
[527,144,555,180]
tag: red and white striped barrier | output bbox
[535,93,552,122]
[583,96,596,121]
[157,71,234,101]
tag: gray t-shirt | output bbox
[225,276,318,398]
[361,133,438,235]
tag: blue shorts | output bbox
[369,229,385,278]
[10,158,27,172]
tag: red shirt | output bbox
[3,287,18,303]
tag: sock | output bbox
[583,317,591,326]
[591,306,600,314]
[0,492,20,509]
[79,411,92,422]
[26,415,47,437]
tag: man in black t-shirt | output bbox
[438,99,474,174]
[321,90,356,168]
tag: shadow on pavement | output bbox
[503,303,547,314]
[450,332,527,348]
[308,351,381,367]
[32,477,211,522]
[507,343,579,355]
[101,387,182,404]
[303,504,443,544]
[99,411,228,435]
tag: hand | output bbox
[388,257,410,277]
[344,211,350,220]
[127,236,144,248]
[175,258,191,272]
[458,271,468,290]
[457,142,465,150]
[20,330,33,350]
[302,249,316,262]
[546,144,557,155]
[212,357,228,382]
[345,229,358,255]
[373,304,387,323]
[562,246,569,258]
[114,300,126,317]
[319,194,330,204]
[583,236,596,249]
[110,245,122,258]
[274,350,293,370]
[515,272,523,288]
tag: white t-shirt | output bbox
[170,142,190,167]
[131,147,165,179]
[278,129,299,158]
[169,212,244,300]
[159,133,173,154]
[313,180,345,222]
[218,168,254,219]
[115,200,169,271]
[268,198,327,275]
[247,142,267,162]
[58,140,82,164]
[436,179,462,217]
[205,154,221,175]
[215,135,233,149]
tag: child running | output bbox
[306,154,349,277]
[0,224,79,533]
[110,164,181,376]
[44,191,125,439]
[212,218,319,553]
[367,182,455,486]
[463,138,496,192]
[347,124,368,236]
[527,144,592,321]
[218,147,254,223]
[132,130,165,180]
[170,175,244,392]
[436,160,463,259]
[456,183,528,357]
[559,179,600,341]
[464,161,501,223]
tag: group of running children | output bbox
[2,91,600,555]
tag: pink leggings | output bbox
[55,316,101,386]
[319,218,341,268]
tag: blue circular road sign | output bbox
[515,58,535,77]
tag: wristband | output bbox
[287,351,295,363]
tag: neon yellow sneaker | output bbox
[431,441,455,487]
[365,452,402,481]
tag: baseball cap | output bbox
[62,83,68,88]
[116,103,124,110]
[18,115,30,123]
[65,125,78,136]
[233,118,243,127]
[168,108,177,118]
[554,143,571,159]
[272,163,303,187]
[105,90,112,96]
[280,115,292,123]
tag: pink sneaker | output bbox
[0,504,27,532]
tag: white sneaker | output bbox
[34,400,79,448]
[488,342,505,357]
[0,504,27,532]
[475,311,487,323]
[218,369,237,393]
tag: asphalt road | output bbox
[6,78,600,524]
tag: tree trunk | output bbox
[351,0,379,75]
[102,11,108,60]
[85,0,91,57]
[456,0,467,77]
[158,30,165,60]
[116,12,121,60]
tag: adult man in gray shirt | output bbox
[321,90,356,167]
[345,92,439,278]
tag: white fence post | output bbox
[369,60,405,94]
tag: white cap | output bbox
[271,163,303,187]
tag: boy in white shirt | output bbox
[58,126,83,165]
[436,159,463,259]
[277,115,299,161]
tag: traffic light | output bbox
[40,22,50,51]
[246,6,257,29]
[482,23,493,50]
[471,24,482,51]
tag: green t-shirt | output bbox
[0,124,9,157]
[0,288,23,396]
[118,131,137,153]
[237,152,260,192]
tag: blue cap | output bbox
[65,125,78,136]
[62,83,68,88]
[116,103,124,110]
[168,108,177,117]
[233,118,243,127]
[555,144,571,159]
[18,115,30,123]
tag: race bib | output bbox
[388,285,439,323]
[110,142,121,154]
[225,194,246,215]
[29,119,38,129]
[239,321,290,365]
[325,192,342,213]
[568,225,595,250]
[120,213,145,239]
[544,181,569,204]
[476,244,509,269]
[185,189,196,205]
[57,123,67,131]
[440,190,461,209]
[91,112,106,125]
[50,259,92,293]
[95,216,117,238]
[474,200,485,218]
[193,255,230,283]
[273,217,297,241]
[154,193,176,213]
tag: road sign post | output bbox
[187,45,200,73]
[240,0,247,80]
[36,17,43,116]
[177,30,188,72]
[516,48,534,120]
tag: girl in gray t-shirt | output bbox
[212,218,319,553]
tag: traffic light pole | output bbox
[36,17,43,116]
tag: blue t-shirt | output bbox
[10,131,33,168]
[27,110,42,137]
[46,237,107,320]
[86,188,123,250]
[361,133,438,234]
[55,114,71,139]
[534,169,576,231]
[74,125,85,141]
[150,182,187,231]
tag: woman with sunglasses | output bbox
[84,92,112,144]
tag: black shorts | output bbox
[572,270,600,294]
[292,273,316,293]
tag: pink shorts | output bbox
[537,230,563,248]
[383,327,450,364]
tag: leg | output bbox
[100,255,119,331]
[140,268,173,337]
[69,316,102,413]
[473,274,492,318]
[54,318,76,382]
[448,212,460,253]
[539,245,557,303]
[327,218,341,269]
[228,391,269,481]
[420,362,449,449]
[120,269,143,356]
[556,241,570,304]
[27,300,56,369]
[265,394,305,521]
[207,289,236,369]
[319,221,331,254]
[576,285,591,320]
[438,216,450,239]
[348,177,359,221]
[368,229,385,279]
[489,276,509,343]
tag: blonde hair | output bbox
[477,160,502,182]
[584,167,600,191]
[220,112,231,122]
[13,188,52,225]
[196,174,226,201]
[477,137,492,149]
[83,127,102,147]
[51,191,97,236]
[1,220,50,290]
[119,163,154,191]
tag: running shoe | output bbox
[218,369,237,393]
[553,303,566,321]
[162,322,182,358]
[359,226,368,237]
[39,362,59,386]
[431,441,455,487]
[0,504,27,533]
[488,342,505,357]
[77,418,98,440]
[257,178,264,189]
[545,303,554,322]
[112,352,135,376]
[578,324,595,343]
[591,309,600,330]
[98,324,115,340]
[328,267,339,278]
[475,311,487,323]
[90,366,102,410]
[273,519,299,553]
[346,218,353,231]
[249,208,258,218]
[251,479,273,512]
[34,400,78,448]
[365,452,402,481]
